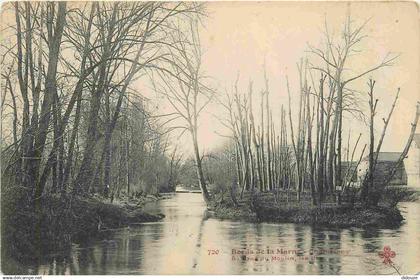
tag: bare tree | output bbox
[154,18,213,204]
[309,16,397,191]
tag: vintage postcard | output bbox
[0,0,419,276]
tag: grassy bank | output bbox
[1,191,164,272]
[209,191,408,228]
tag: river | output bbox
[31,193,419,275]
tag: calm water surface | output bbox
[34,193,419,275]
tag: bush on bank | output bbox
[1,187,164,272]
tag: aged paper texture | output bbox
[1,0,419,276]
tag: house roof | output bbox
[363,152,402,162]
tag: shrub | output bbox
[380,186,418,208]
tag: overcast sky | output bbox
[2,1,417,158]
[148,1,419,156]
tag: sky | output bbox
[1,1,419,158]
[156,1,420,156]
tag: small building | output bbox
[405,133,420,187]
[357,152,408,186]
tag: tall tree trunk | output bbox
[62,91,82,193]
[317,75,326,202]
[260,91,266,191]
[248,83,263,191]
[191,126,210,204]
[336,83,344,188]
[33,2,67,197]
[266,89,272,191]
[74,4,117,194]
[361,80,377,205]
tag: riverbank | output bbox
[1,192,164,271]
[71,195,165,242]
[209,191,408,228]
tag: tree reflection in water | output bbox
[29,195,419,275]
